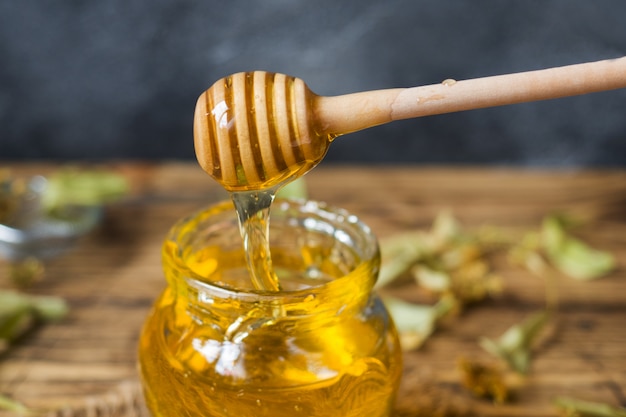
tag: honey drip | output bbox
[230,188,281,292]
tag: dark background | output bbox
[1,0,625,166]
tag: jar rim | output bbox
[163,198,380,307]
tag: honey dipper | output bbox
[194,57,626,191]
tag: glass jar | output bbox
[138,199,402,417]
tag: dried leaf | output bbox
[412,265,451,292]
[0,394,31,415]
[458,357,509,403]
[276,177,308,200]
[440,243,483,270]
[377,232,428,288]
[42,168,128,214]
[380,211,501,322]
[541,216,615,280]
[0,291,69,354]
[0,307,35,355]
[413,260,501,307]
[513,248,549,277]
[383,295,457,351]
[29,294,70,321]
[554,397,626,417]
[479,311,550,374]
[377,212,480,289]
[431,210,462,246]
[508,230,545,272]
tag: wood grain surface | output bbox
[1,162,625,417]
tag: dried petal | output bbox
[0,294,36,355]
[440,243,482,270]
[412,265,451,292]
[431,210,462,246]
[479,311,550,374]
[542,216,615,280]
[508,230,546,275]
[29,295,70,321]
[0,394,31,415]
[276,178,308,200]
[383,295,457,351]
[42,168,128,214]
[0,291,68,353]
[377,232,428,288]
[554,397,626,417]
[518,249,549,277]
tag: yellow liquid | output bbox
[139,242,403,417]
[230,189,282,292]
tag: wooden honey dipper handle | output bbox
[316,56,626,135]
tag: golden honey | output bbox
[138,199,402,417]
[230,189,282,292]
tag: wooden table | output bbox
[1,163,625,417]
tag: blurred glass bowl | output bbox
[0,175,102,262]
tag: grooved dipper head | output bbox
[194,71,332,191]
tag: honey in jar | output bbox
[138,199,402,417]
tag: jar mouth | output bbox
[162,198,380,307]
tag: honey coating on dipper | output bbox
[194,71,334,192]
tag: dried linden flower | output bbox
[413,260,502,307]
[378,211,503,349]
[458,357,509,403]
